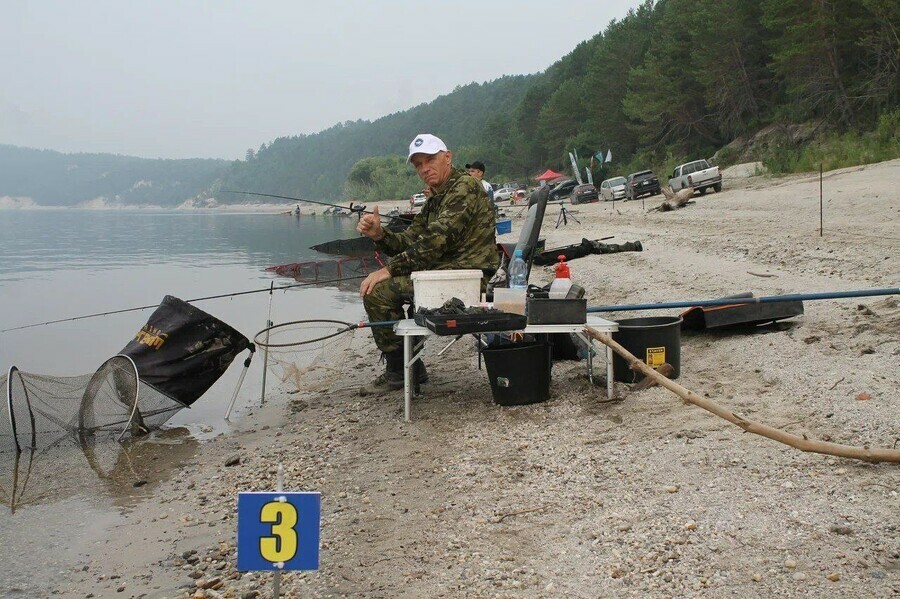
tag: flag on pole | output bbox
[605,150,612,163]
[595,151,604,162]
[569,152,583,184]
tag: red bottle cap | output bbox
[555,255,571,278]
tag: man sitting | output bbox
[356,134,498,395]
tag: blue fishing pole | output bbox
[587,287,899,313]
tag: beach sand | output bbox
[52,160,898,598]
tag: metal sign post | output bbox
[819,163,824,237]
[237,464,321,598]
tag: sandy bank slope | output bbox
[57,160,898,598]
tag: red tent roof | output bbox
[535,169,566,181]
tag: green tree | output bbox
[622,0,721,152]
[344,155,421,202]
[691,0,772,137]
[763,0,861,126]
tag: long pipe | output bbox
[220,190,395,221]
[587,287,899,313]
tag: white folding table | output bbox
[395,315,619,421]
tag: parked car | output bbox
[668,159,722,194]
[599,177,627,201]
[549,179,578,201]
[504,181,527,190]
[410,193,427,207]
[493,187,515,202]
[624,170,661,200]
[571,183,599,204]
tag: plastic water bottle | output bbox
[508,249,528,289]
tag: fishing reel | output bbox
[348,202,367,219]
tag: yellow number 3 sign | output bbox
[259,501,299,562]
[238,492,320,571]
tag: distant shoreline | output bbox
[0,196,415,213]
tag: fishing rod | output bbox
[220,190,396,222]
[587,287,899,313]
[0,274,369,333]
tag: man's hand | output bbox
[359,266,391,297]
[356,205,384,241]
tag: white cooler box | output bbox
[410,269,483,310]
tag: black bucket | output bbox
[482,342,552,406]
[612,316,682,383]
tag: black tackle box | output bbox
[416,312,527,335]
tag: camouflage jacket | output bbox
[376,167,498,277]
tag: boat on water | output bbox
[308,211,413,257]
[268,211,415,284]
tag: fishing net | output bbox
[254,320,360,394]
[1,296,252,453]
[267,256,384,289]
[1,359,185,453]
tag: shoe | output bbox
[358,370,404,396]
[413,360,429,384]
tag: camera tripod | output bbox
[555,204,581,228]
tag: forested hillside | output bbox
[214,75,534,203]
[222,0,898,203]
[4,0,896,206]
[0,145,227,206]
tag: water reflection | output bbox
[0,428,198,514]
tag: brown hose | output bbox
[584,326,900,463]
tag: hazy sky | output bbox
[3,1,639,160]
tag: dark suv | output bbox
[571,183,599,204]
[548,179,578,201]
[624,170,661,200]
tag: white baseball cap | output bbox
[407,133,448,163]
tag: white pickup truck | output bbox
[668,160,722,194]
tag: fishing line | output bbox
[1,275,368,333]
[220,190,396,222]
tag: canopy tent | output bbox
[535,169,566,181]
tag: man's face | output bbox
[411,151,453,188]
[467,167,484,181]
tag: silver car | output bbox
[600,177,627,201]
[493,187,514,202]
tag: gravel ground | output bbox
[50,159,898,598]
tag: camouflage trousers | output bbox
[363,275,415,353]
[363,273,489,353]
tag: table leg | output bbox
[606,345,614,399]
[404,335,412,422]
[587,338,594,384]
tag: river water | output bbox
[0,208,368,427]
[0,208,368,594]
